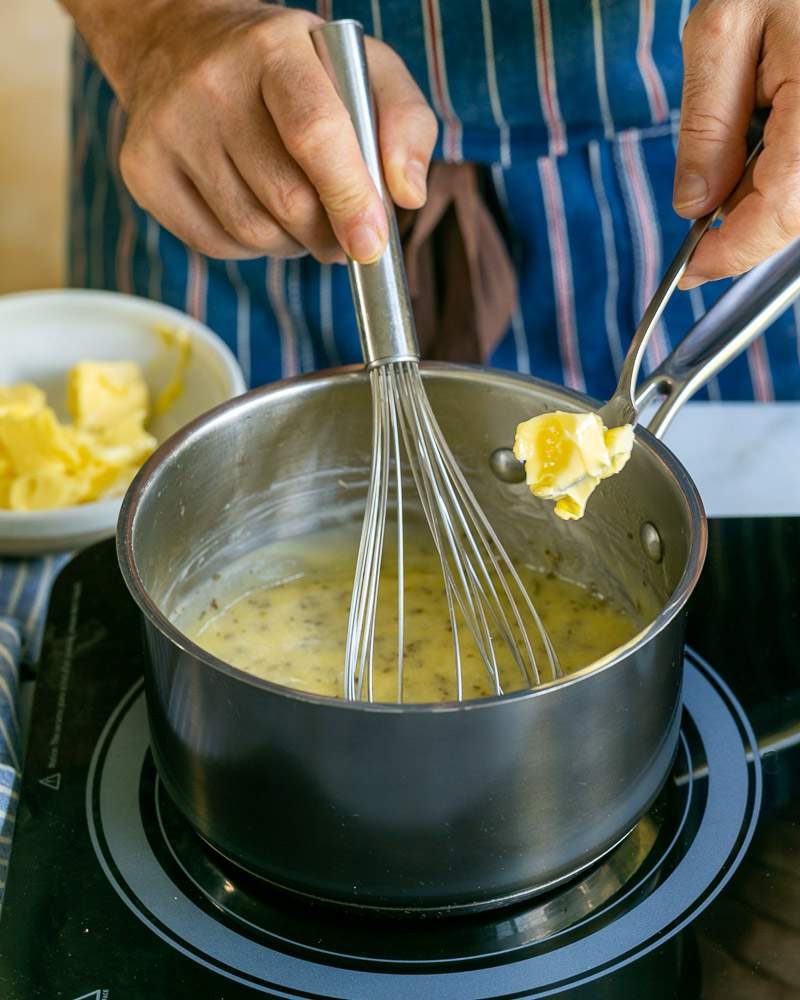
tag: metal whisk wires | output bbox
[344,361,561,702]
[312,20,560,703]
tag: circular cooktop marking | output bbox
[86,651,761,998]
[150,737,688,963]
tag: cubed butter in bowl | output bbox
[0,290,246,555]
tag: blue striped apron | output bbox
[69,0,800,401]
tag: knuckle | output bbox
[251,18,292,65]
[283,111,341,161]
[189,55,229,101]
[320,182,372,217]
[191,233,227,258]
[273,181,318,226]
[312,243,345,265]
[719,236,764,276]
[172,219,230,259]
[679,108,733,144]
[398,100,439,144]
[227,213,282,252]
[773,203,800,242]
[119,136,150,198]
[252,10,321,66]
[148,102,179,144]
[684,2,737,44]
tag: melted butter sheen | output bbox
[180,529,640,703]
[513,411,634,521]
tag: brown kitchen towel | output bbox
[397,162,517,364]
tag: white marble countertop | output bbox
[659,402,800,517]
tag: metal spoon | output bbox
[491,140,765,484]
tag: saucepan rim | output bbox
[117,362,707,714]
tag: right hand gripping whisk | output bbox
[312,20,561,702]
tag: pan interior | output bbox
[127,368,696,692]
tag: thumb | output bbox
[674,1,760,219]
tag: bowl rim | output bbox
[0,287,247,527]
[117,362,708,715]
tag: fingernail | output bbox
[674,171,709,210]
[404,160,427,202]
[347,223,386,263]
[678,274,708,290]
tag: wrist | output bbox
[61,0,271,108]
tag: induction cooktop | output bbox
[0,518,797,999]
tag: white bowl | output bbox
[0,289,246,556]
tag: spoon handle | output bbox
[638,235,800,437]
[601,138,763,429]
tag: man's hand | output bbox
[674,0,800,288]
[67,0,437,263]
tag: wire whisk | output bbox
[345,361,560,702]
[313,20,560,702]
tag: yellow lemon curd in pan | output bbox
[177,526,641,703]
[513,411,634,520]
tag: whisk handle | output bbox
[312,19,420,367]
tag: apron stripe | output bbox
[480,0,511,168]
[590,0,615,141]
[370,0,384,38]
[225,260,252,387]
[319,263,341,366]
[615,130,670,369]
[266,258,300,378]
[146,215,163,303]
[747,337,775,402]
[108,102,135,295]
[87,68,107,288]
[0,721,19,775]
[588,141,624,376]
[537,156,584,391]
[24,558,53,642]
[421,0,463,162]
[636,0,669,123]
[490,164,531,373]
[4,567,26,621]
[679,0,692,36]
[531,0,567,156]
[185,250,208,323]
[0,677,18,738]
[287,259,316,372]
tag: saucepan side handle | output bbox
[636,237,800,439]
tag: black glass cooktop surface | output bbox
[0,518,797,999]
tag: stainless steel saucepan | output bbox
[118,238,800,912]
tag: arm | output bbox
[674,0,800,288]
[60,0,438,263]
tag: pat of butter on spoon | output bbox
[504,139,763,520]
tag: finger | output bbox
[222,110,345,264]
[120,139,264,259]
[680,93,800,286]
[177,143,305,257]
[366,38,438,210]
[673,1,761,219]
[259,20,388,263]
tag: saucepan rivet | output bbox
[489,448,526,484]
[640,522,664,563]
